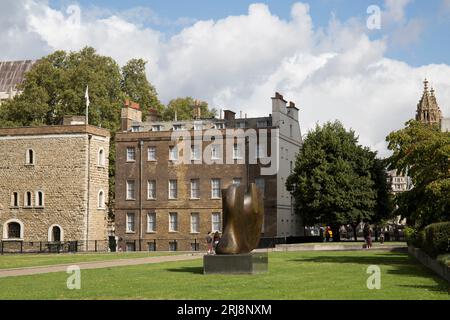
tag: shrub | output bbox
[423,222,450,258]
[405,226,425,248]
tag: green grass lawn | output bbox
[0,252,180,270]
[0,250,448,300]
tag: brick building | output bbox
[115,93,303,251]
[0,118,110,250]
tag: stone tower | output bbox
[416,79,443,125]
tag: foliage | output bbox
[161,97,216,121]
[286,121,387,235]
[386,120,450,228]
[121,58,164,118]
[423,222,450,257]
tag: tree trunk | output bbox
[331,225,340,242]
[352,223,358,241]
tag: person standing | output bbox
[205,231,213,255]
[213,231,221,254]
[367,226,373,249]
[325,226,331,242]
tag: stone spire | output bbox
[416,78,442,125]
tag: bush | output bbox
[405,226,425,248]
[423,222,450,258]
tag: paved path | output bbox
[0,253,204,278]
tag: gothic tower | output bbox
[416,78,443,125]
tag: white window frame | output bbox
[211,144,221,160]
[191,213,200,233]
[232,178,242,185]
[126,147,136,162]
[190,179,200,199]
[169,145,178,161]
[212,213,221,232]
[147,180,156,200]
[126,213,135,233]
[11,192,19,207]
[147,212,156,233]
[152,125,162,132]
[35,191,45,208]
[24,191,32,207]
[126,180,136,200]
[25,149,35,165]
[233,144,243,160]
[98,148,105,167]
[148,146,157,161]
[169,180,178,199]
[211,179,221,199]
[98,190,105,209]
[191,145,201,161]
[169,212,178,232]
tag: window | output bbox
[194,121,203,131]
[51,226,61,242]
[25,191,32,207]
[211,179,221,199]
[290,124,293,137]
[147,180,156,200]
[173,124,183,131]
[191,145,201,161]
[131,125,140,132]
[169,213,178,232]
[191,242,200,251]
[191,213,200,233]
[255,178,265,197]
[26,149,34,165]
[148,146,156,161]
[211,144,220,160]
[126,147,136,162]
[98,190,104,209]
[257,120,268,128]
[36,191,44,207]
[7,222,21,239]
[169,145,178,161]
[233,144,242,160]
[147,212,156,232]
[152,125,162,132]
[126,213,135,233]
[126,242,136,252]
[169,180,178,199]
[169,241,178,251]
[237,121,246,128]
[11,192,19,207]
[255,144,265,159]
[212,213,221,232]
[126,180,135,200]
[98,148,105,166]
[148,242,156,251]
[190,179,200,199]
[232,178,241,185]
[215,123,225,129]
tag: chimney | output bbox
[192,99,202,120]
[121,99,142,131]
[223,110,236,121]
[240,111,243,118]
[147,108,160,122]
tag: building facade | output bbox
[386,170,413,195]
[0,120,110,250]
[0,60,36,103]
[115,93,303,251]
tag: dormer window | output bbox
[237,122,246,129]
[131,125,140,132]
[215,123,225,129]
[257,120,268,128]
[152,125,162,132]
[194,121,203,131]
[173,124,183,131]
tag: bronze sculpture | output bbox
[215,183,264,254]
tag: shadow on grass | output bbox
[166,266,204,275]
[290,252,450,292]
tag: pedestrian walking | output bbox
[205,231,213,255]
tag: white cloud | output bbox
[1,0,449,157]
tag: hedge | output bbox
[423,222,450,258]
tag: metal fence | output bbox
[0,240,110,254]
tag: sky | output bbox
[2,0,450,157]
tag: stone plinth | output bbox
[203,252,268,274]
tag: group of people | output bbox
[205,231,221,255]
[320,226,334,242]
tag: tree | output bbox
[162,97,216,121]
[121,58,164,118]
[286,121,379,241]
[386,120,450,228]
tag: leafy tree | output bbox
[162,97,216,121]
[386,120,450,228]
[286,121,379,240]
[121,58,164,118]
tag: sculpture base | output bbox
[203,252,268,275]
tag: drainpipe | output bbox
[139,140,143,251]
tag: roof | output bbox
[0,60,36,93]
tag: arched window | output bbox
[48,225,64,242]
[36,191,44,207]
[98,190,105,209]
[26,149,34,165]
[98,148,105,166]
[7,222,21,239]
[24,191,32,207]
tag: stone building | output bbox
[416,78,443,125]
[0,60,36,103]
[0,118,110,250]
[386,170,412,195]
[115,93,303,251]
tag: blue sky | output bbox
[48,0,450,67]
